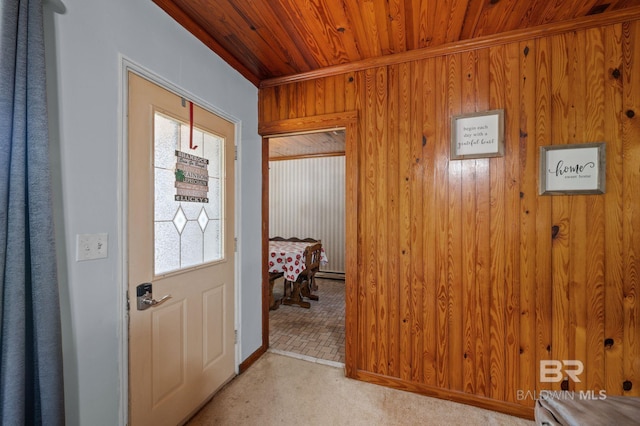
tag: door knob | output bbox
[136,283,172,311]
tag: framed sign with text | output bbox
[451,109,504,159]
[539,143,606,195]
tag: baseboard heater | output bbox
[316,271,345,281]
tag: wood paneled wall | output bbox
[259,19,640,418]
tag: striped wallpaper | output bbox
[269,156,346,273]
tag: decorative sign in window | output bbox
[175,150,209,203]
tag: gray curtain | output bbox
[0,0,65,424]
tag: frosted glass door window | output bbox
[154,112,224,275]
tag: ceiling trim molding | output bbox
[260,5,640,88]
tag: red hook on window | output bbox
[189,101,198,150]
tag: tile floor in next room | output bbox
[268,277,345,365]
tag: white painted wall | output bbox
[43,0,262,424]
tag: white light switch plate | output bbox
[76,233,108,261]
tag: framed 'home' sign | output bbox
[539,143,606,195]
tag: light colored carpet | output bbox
[186,352,535,426]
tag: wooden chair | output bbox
[282,243,322,308]
[302,238,322,292]
[290,238,322,291]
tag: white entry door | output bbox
[127,72,235,425]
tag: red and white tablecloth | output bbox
[268,241,328,282]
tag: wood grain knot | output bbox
[626,110,635,118]
[546,345,551,352]
[422,135,427,146]
[337,27,345,33]
[561,379,569,390]
[604,338,614,348]
[612,68,621,79]
[523,46,530,57]
[587,4,610,15]
[348,76,354,83]
[623,381,632,391]
[551,225,560,239]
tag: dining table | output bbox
[268,240,328,308]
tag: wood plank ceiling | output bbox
[269,130,345,160]
[152,0,640,87]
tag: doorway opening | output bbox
[260,112,358,376]
[267,130,346,365]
